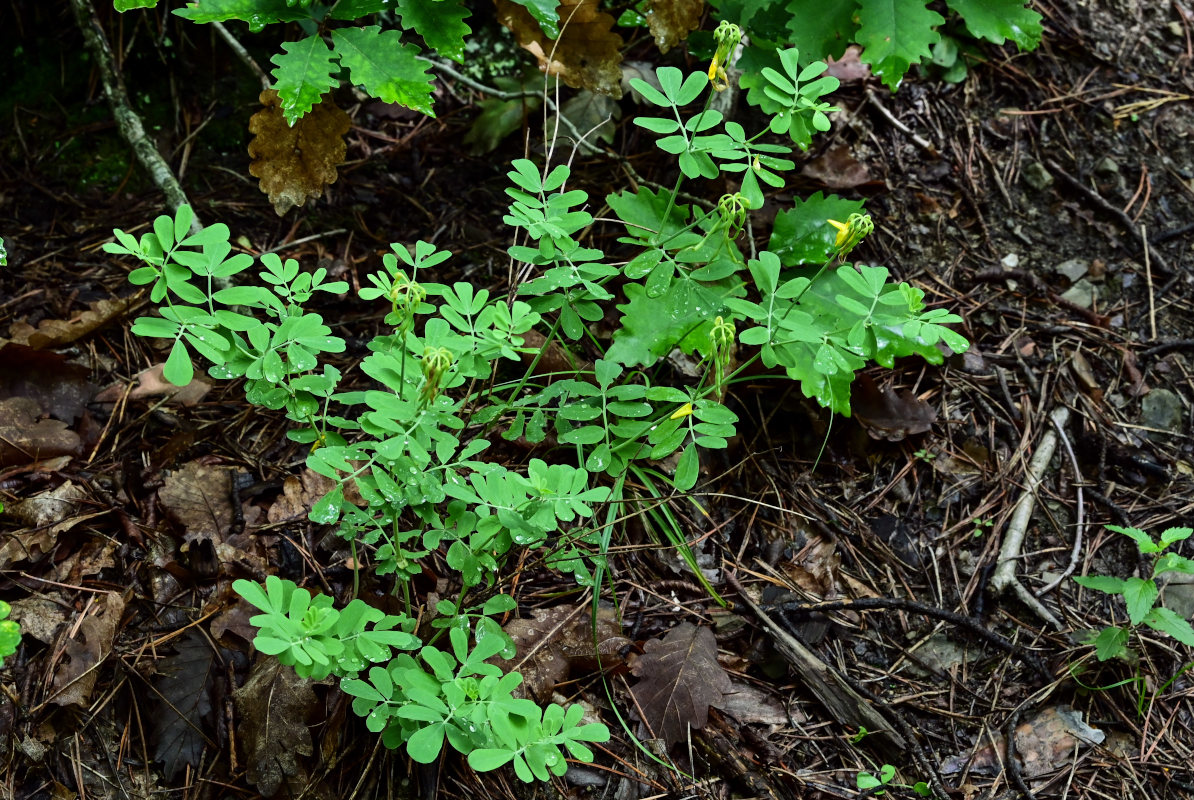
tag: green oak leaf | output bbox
[782,0,856,64]
[332,26,436,116]
[946,0,1043,50]
[270,34,340,125]
[768,191,866,266]
[174,0,310,25]
[506,0,562,39]
[855,0,944,90]
[396,0,472,63]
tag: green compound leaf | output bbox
[270,34,340,125]
[855,0,944,90]
[506,0,562,39]
[332,26,436,116]
[768,192,866,266]
[396,0,472,63]
[174,0,311,25]
[782,0,856,64]
[945,0,1043,50]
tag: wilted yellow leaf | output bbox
[248,90,351,216]
[647,0,704,53]
[496,0,624,98]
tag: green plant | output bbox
[109,39,968,782]
[712,0,1042,91]
[0,601,20,667]
[971,517,992,538]
[1073,525,1194,662]
[856,763,931,796]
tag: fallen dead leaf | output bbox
[95,363,211,407]
[153,631,216,779]
[49,592,126,707]
[826,45,870,82]
[8,596,68,645]
[630,622,731,746]
[942,705,1105,778]
[0,397,82,468]
[717,681,790,727]
[235,659,316,796]
[852,375,937,441]
[492,605,628,701]
[5,296,136,350]
[249,90,352,216]
[268,470,336,524]
[801,144,871,189]
[0,344,95,421]
[158,461,234,540]
[646,0,704,54]
[496,0,624,98]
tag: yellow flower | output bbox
[669,402,694,420]
[827,218,850,249]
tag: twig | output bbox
[724,570,910,760]
[1044,159,1172,275]
[991,406,1070,630]
[1142,223,1157,340]
[68,0,195,226]
[213,21,271,91]
[1035,413,1084,596]
[865,89,937,154]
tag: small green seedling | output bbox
[857,764,931,796]
[1074,525,1194,661]
[913,449,936,462]
[0,601,20,667]
[971,517,993,538]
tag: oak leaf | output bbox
[248,90,351,216]
[49,591,125,707]
[630,622,730,746]
[234,659,316,796]
[153,631,216,779]
[646,0,704,54]
[496,0,624,98]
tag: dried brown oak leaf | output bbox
[0,396,82,468]
[630,622,730,747]
[249,90,351,216]
[646,0,704,54]
[852,374,936,441]
[234,659,317,797]
[491,605,629,701]
[50,591,126,707]
[5,296,135,350]
[153,631,216,779]
[496,0,624,98]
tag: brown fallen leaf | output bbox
[646,0,704,54]
[942,705,1104,778]
[153,631,216,779]
[158,461,234,540]
[630,622,731,747]
[492,605,629,701]
[95,363,211,407]
[826,45,871,82]
[801,144,871,189]
[235,659,316,796]
[496,0,624,98]
[248,90,352,216]
[0,396,82,468]
[0,344,95,421]
[5,296,136,350]
[268,470,336,524]
[49,591,126,707]
[852,374,936,441]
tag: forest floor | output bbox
[2,2,1194,799]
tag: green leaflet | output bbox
[505,0,563,39]
[396,0,472,63]
[115,0,160,9]
[270,35,340,125]
[945,0,1043,49]
[332,26,436,116]
[855,0,944,90]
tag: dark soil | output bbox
[2,2,1194,800]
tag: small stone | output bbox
[1022,161,1054,191]
[1054,258,1089,282]
[1060,278,1100,308]
[1140,388,1185,434]
[1168,21,1184,37]
[1094,156,1119,175]
[1002,253,1021,269]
